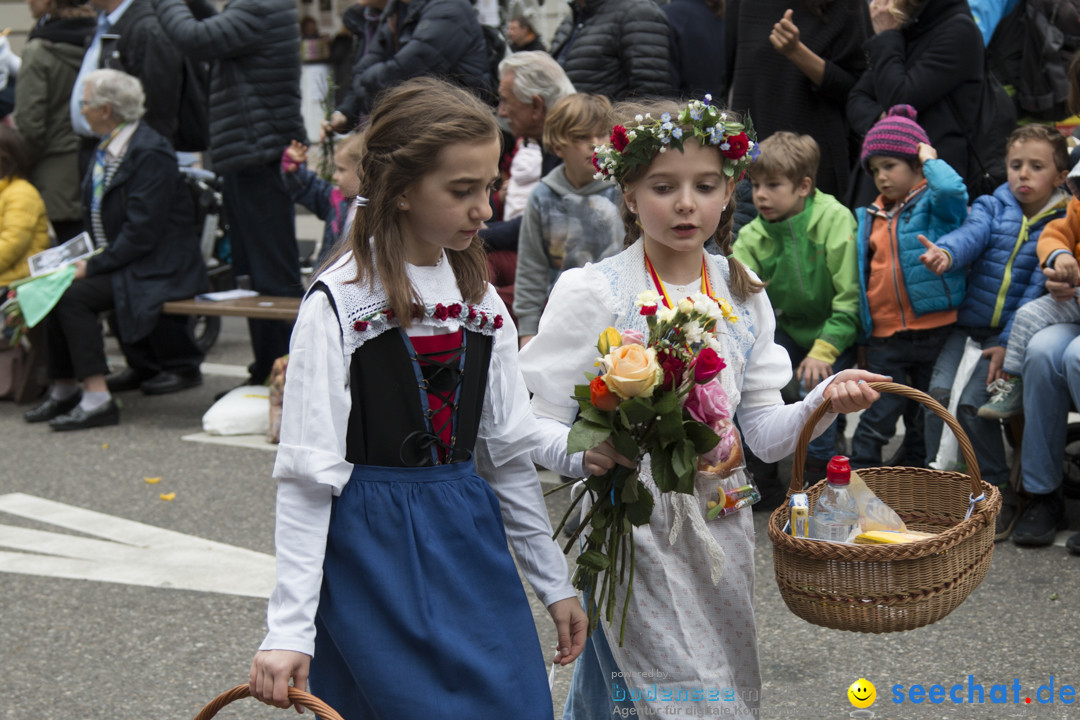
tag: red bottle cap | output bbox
[826,455,851,485]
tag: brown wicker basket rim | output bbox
[193,684,345,720]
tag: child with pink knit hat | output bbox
[850,104,968,469]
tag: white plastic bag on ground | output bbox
[202,385,270,436]
[930,338,983,471]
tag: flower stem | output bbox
[619,532,635,647]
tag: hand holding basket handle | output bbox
[250,649,311,711]
[820,369,891,414]
[194,684,344,720]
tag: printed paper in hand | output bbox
[28,232,96,277]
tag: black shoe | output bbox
[1066,532,1080,555]
[106,368,153,392]
[994,488,1024,543]
[24,393,82,423]
[1011,491,1066,546]
[49,399,120,431]
[140,369,203,395]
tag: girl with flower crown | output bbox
[248,76,587,719]
[520,97,888,719]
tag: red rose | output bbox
[352,320,369,332]
[411,304,424,320]
[433,303,449,321]
[493,315,504,329]
[640,304,658,316]
[722,132,750,159]
[448,303,462,318]
[693,347,726,384]
[384,308,395,320]
[658,349,687,392]
[468,306,477,321]
[592,155,602,172]
[610,125,629,152]
[590,375,620,412]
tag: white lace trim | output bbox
[314,250,506,355]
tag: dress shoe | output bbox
[24,393,82,423]
[106,368,154,392]
[49,399,120,431]
[140,369,203,395]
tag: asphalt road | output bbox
[1,317,1077,720]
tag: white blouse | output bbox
[261,255,576,656]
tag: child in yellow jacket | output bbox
[0,125,50,287]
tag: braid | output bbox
[712,193,764,302]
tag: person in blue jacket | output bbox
[917,124,1070,540]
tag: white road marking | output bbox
[0,493,274,597]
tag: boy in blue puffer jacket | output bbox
[851,105,967,469]
[917,124,1069,539]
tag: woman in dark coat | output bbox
[726,0,870,198]
[846,0,985,207]
[24,69,206,431]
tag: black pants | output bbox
[118,314,204,377]
[222,160,301,383]
[46,274,113,381]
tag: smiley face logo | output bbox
[848,678,876,709]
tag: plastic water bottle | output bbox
[812,456,859,542]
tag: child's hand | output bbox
[796,356,832,392]
[547,597,588,665]
[283,140,308,169]
[983,345,1005,386]
[582,437,635,477]
[917,143,938,165]
[250,649,311,712]
[822,370,892,414]
[917,234,951,275]
[769,9,801,57]
[1052,253,1080,286]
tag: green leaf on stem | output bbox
[568,419,612,454]
[685,421,720,455]
[624,487,654,525]
[611,429,638,463]
[619,398,655,426]
[578,550,611,571]
[580,405,613,427]
[672,440,698,494]
[656,406,686,445]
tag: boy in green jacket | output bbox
[733,131,859,499]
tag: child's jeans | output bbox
[924,327,1009,488]
[773,328,854,462]
[1002,290,1080,375]
[851,327,952,468]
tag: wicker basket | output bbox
[193,685,344,720]
[767,382,1001,633]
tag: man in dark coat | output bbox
[326,0,493,132]
[846,0,984,206]
[548,0,672,101]
[154,0,307,385]
[69,0,203,395]
[664,0,726,100]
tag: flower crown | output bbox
[592,95,758,185]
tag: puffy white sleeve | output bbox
[474,292,576,608]
[272,292,353,493]
[737,375,840,463]
[738,284,794,409]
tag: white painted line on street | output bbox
[106,356,252,379]
[0,493,275,597]
[182,432,279,452]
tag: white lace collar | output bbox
[314,249,506,355]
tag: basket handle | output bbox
[193,684,346,720]
[790,381,983,496]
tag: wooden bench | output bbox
[162,295,301,321]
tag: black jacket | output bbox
[100,0,183,147]
[83,122,207,343]
[846,0,983,200]
[549,0,673,100]
[664,0,726,100]
[726,0,869,198]
[335,0,493,126]
[153,0,306,175]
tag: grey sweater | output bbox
[514,166,623,336]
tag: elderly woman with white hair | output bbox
[23,68,206,431]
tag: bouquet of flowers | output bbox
[552,290,744,642]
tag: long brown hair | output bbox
[344,77,498,326]
[610,100,764,301]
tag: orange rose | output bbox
[590,375,620,411]
[603,344,662,399]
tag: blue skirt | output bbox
[310,459,553,719]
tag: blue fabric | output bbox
[855,158,968,339]
[969,0,1020,46]
[924,327,1009,487]
[934,183,1067,346]
[281,162,352,265]
[311,459,553,720]
[851,327,952,468]
[1020,324,1080,495]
